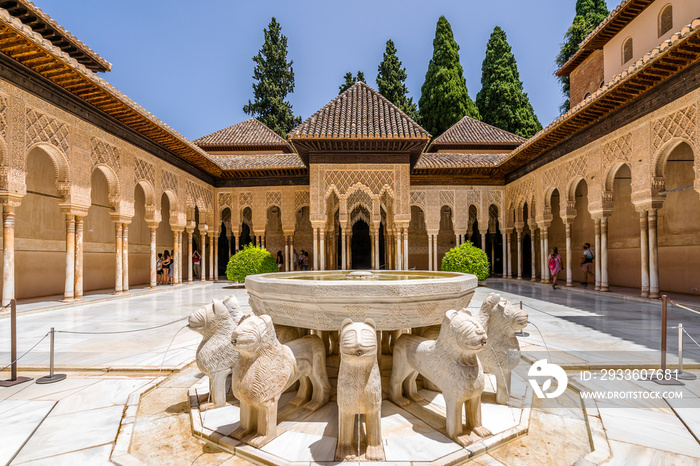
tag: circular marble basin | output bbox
[245,270,477,331]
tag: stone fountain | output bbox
[188,272,533,464]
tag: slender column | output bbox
[505,232,511,278]
[370,231,375,269]
[214,232,219,280]
[284,236,290,271]
[516,229,522,279]
[480,230,486,252]
[594,218,601,291]
[347,233,352,269]
[395,229,402,270]
[320,230,326,271]
[186,228,193,284]
[600,218,609,291]
[234,235,239,254]
[201,231,207,281]
[373,228,379,270]
[639,211,649,297]
[227,235,232,259]
[428,234,433,271]
[75,216,84,299]
[502,232,507,277]
[455,234,459,248]
[433,232,438,271]
[403,227,408,270]
[114,222,123,294]
[209,232,214,280]
[341,229,347,270]
[648,209,660,298]
[122,224,129,292]
[313,228,319,270]
[2,205,16,306]
[262,235,266,249]
[176,231,183,285]
[565,222,573,287]
[530,230,537,282]
[151,226,159,288]
[490,234,495,273]
[64,215,75,301]
[542,227,550,283]
[289,236,294,270]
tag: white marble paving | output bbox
[13,443,114,465]
[12,404,124,463]
[50,378,150,416]
[0,400,55,465]
[262,429,337,462]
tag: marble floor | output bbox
[0,281,698,465]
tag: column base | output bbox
[566,282,573,287]
[641,289,649,298]
[530,277,537,282]
[62,297,75,303]
[601,286,609,292]
[594,286,601,291]
[188,279,193,284]
[649,292,660,299]
[150,286,157,290]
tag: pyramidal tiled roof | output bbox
[288,82,430,139]
[430,116,525,148]
[194,119,292,150]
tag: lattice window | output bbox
[603,133,633,167]
[161,169,178,194]
[239,192,253,207]
[439,190,454,208]
[652,105,696,151]
[622,37,633,64]
[266,191,282,207]
[410,191,425,209]
[659,5,673,37]
[325,169,393,195]
[218,192,232,209]
[0,95,7,143]
[295,191,310,210]
[347,189,372,213]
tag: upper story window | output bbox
[622,37,634,64]
[659,4,673,37]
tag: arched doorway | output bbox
[351,220,371,269]
[522,233,532,279]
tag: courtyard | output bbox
[1,281,699,465]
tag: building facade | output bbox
[0,0,698,304]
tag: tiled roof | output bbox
[289,82,430,139]
[415,152,509,169]
[0,0,112,72]
[215,153,305,171]
[194,119,292,150]
[557,0,653,77]
[430,117,525,148]
[502,18,700,173]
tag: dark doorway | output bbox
[469,220,481,249]
[218,226,229,276]
[239,223,252,249]
[351,220,371,269]
[378,222,385,269]
[522,233,532,278]
[485,225,504,276]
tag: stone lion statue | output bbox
[388,309,492,446]
[475,293,528,405]
[336,318,384,461]
[230,314,331,448]
[188,296,249,409]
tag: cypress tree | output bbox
[339,71,365,94]
[418,16,479,137]
[243,18,301,137]
[555,0,609,113]
[376,39,418,119]
[476,27,542,139]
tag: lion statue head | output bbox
[188,298,231,338]
[231,314,277,356]
[437,309,487,354]
[339,318,377,360]
[476,293,528,336]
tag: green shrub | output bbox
[440,241,490,281]
[225,244,277,283]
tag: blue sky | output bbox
[37,0,620,140]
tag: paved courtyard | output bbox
[0,281,698,464]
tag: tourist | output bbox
[548,247,562,290]
[276,250,284,271]
[192,250,201,279]
[293,249,299,271]
[580,243,595,287]
[156,253,163,285]
[303,251,310,270]
[161,250,171,285]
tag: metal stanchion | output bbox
[654,295,682,385]
[0,299,32,387]
[677,323,697,381]
[515,300,530,337]
[36,327,66,384]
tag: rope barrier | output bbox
[55,317,188,335]
[682,328,700,351]
[669,300,700,317]
[0,332,49,373]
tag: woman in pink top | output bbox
[548,247,563,290]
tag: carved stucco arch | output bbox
[566,176,587,203]
[604,161,633,192]
[653,137,695,178]
[92,163,120,208]
[27,142,70,187]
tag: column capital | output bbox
[283,230,295,237]
[185,225,195,234]
[0,193,23,208]
[110,214,132,225]
[198,223,208,233]
[58,203,89,217]
[536,221,551,230]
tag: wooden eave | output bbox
[219,167,308,178]
[427,142,522,152]
[557,0,654,77]
[289,136,430,168]
[0,12,223,177]
[0,0,111,72]
[501,22,700,174]
[198,143,293,153]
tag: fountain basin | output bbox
[245,270,477,331]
